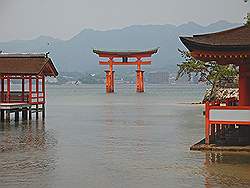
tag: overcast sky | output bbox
[0,0,249,42]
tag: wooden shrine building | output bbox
[93,48,159,93]
[0,53,58,122]
[180,24,250,146]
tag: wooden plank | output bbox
[0,103,31,110]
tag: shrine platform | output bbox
[0,102,46,122]
[191,139,250,152]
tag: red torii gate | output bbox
[93,48,159,93]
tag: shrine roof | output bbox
[0,53,58,76]
[180,25,250,52]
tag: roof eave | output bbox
[180,37,250,52]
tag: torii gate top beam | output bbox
[93,48,159,58]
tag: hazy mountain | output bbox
[0,21,240,72]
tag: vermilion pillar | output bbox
[1,78,4,102]
[42,76,45,102]
[29,76,32,104]
[7,77,10,102]
[21,77,25,102]
[136,62,144,93]
[136,70,144,93]
[205,102,210,144]
[42,76,46,120]
[105,70,115,93]
[239,65,250,106]
[36,77,39,103]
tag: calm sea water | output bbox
[0,84,250,188]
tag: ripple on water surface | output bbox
[0,85,250,188]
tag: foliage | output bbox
[246,13,250,25]
[176,49,238,101]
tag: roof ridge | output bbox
[193,25,247,38]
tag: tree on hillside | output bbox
[176,50,238,102]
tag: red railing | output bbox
[205,99,250,144]
[1,91,45,104]
[29,91,45,104]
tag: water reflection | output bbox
[0,120,58,188]
[204,152,250,188]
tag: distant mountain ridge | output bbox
[0,21,241,72]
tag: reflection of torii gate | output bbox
[93,48,159,93]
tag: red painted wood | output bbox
[1,78,4,102]
[136,70,144,92]
[36,77,39,103]
[209,105,250,110]
[209,121,250,125]
[7,76,10,102]
[95,52,157,93]
[22,77,25,102]
[205,102,210,144]
[99,61,151,65]
[98,54,153,58]
[29,76,32,104]
[239,65,250,106]
[42,76,45,103]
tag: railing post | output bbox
[7,76,10,102]
[29,76,32,104]
[205,102,210,145]
[35,77,39,119]
[1,78,4,102]
[22,77,25,102]
[36,76,39,103]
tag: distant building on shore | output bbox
[147,71,169,84]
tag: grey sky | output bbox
[1,0,249,42]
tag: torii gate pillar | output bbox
[105,70,115,93]
[136,70,144,92]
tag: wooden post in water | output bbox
[15,110,19,122]
[42,104,45,120]
[29,107,32,120]
[211,124,215,144]
[6,110,10,122]
[1,110,4,122]
[22,108,28,120]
